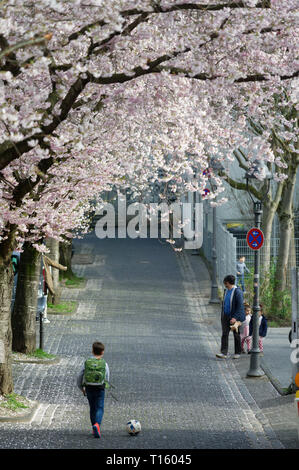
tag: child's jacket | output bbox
[249,315,267,338]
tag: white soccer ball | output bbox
[126,419,141,435]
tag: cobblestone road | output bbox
[0,234,284,449]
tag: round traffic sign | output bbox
[246,227,264,250]
[203,168,211,177]
[202,188,210,198]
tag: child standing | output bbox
[241,304,252,353]
[248,304,268,355]
[77,341,110,438]
[236,256,250,292]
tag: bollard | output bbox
[39,312,44,350]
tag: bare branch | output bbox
[233,149,249,171]
[219,169,262,201]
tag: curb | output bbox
[260,360,293,396]
[0,400,39,423]
[13,357,60,365]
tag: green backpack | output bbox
[83,358,106,387]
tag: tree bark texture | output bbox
[59,240,74,278]
[11,242,41,354]
[273,161,298,295]
[45,238,60,304]
[0,228,16,395]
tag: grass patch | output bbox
[48,301,77,314]
[60,272,85,288]
[28,349,56,360]
[269,320,290,328]
[0,393,28,411]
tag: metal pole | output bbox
[210,206,220,303]
[247,201,265,377]
[291,267,299,392]
[39,312,44,350]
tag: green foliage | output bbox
[0,393,28,411]
[244,261,292,326]
[59,271,85,288]
[28,349,56,359]
[48,301,77,313]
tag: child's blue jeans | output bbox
[237,274,245,291]
[86,386,105,426]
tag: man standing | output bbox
[216,275,245,359]
[236,255,250,292]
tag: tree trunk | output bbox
[11,242,41,354]
[45,238,60,304]
[0,229,16,395]
[260,198,276,277]
[272,161,298,303]
[287,228,297,288]
[59,240,74,279]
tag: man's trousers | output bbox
[221,314,242,355]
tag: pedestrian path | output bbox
[184,249,299,449]
[0,234,287,449]
[261,327,293,390]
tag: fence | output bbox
[202,211,299,289]
[236,238,299,286]
[202,215,237,284]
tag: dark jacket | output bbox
[249,315,267,338]
[221,286,245,322]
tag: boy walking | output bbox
[77,341,110,438]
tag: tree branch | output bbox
[233,149,249,171]
[158,67,299,83]
[88,12,150,56]
[120,1,271,15]
[219,169,262,201]
[0,34,52,63]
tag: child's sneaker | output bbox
[92,423,101,438]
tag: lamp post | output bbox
[245,159,272,378]
[208,158,225,304]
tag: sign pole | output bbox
[291,268,299,392]
[247,201,265,377]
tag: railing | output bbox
[202,216,299,288]
[202,219,237,284]
[236,238,299,285]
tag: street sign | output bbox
[246,227,264,250]
[202,188,210,198]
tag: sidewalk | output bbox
[261,327,293,391]
[185,250,299,449]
